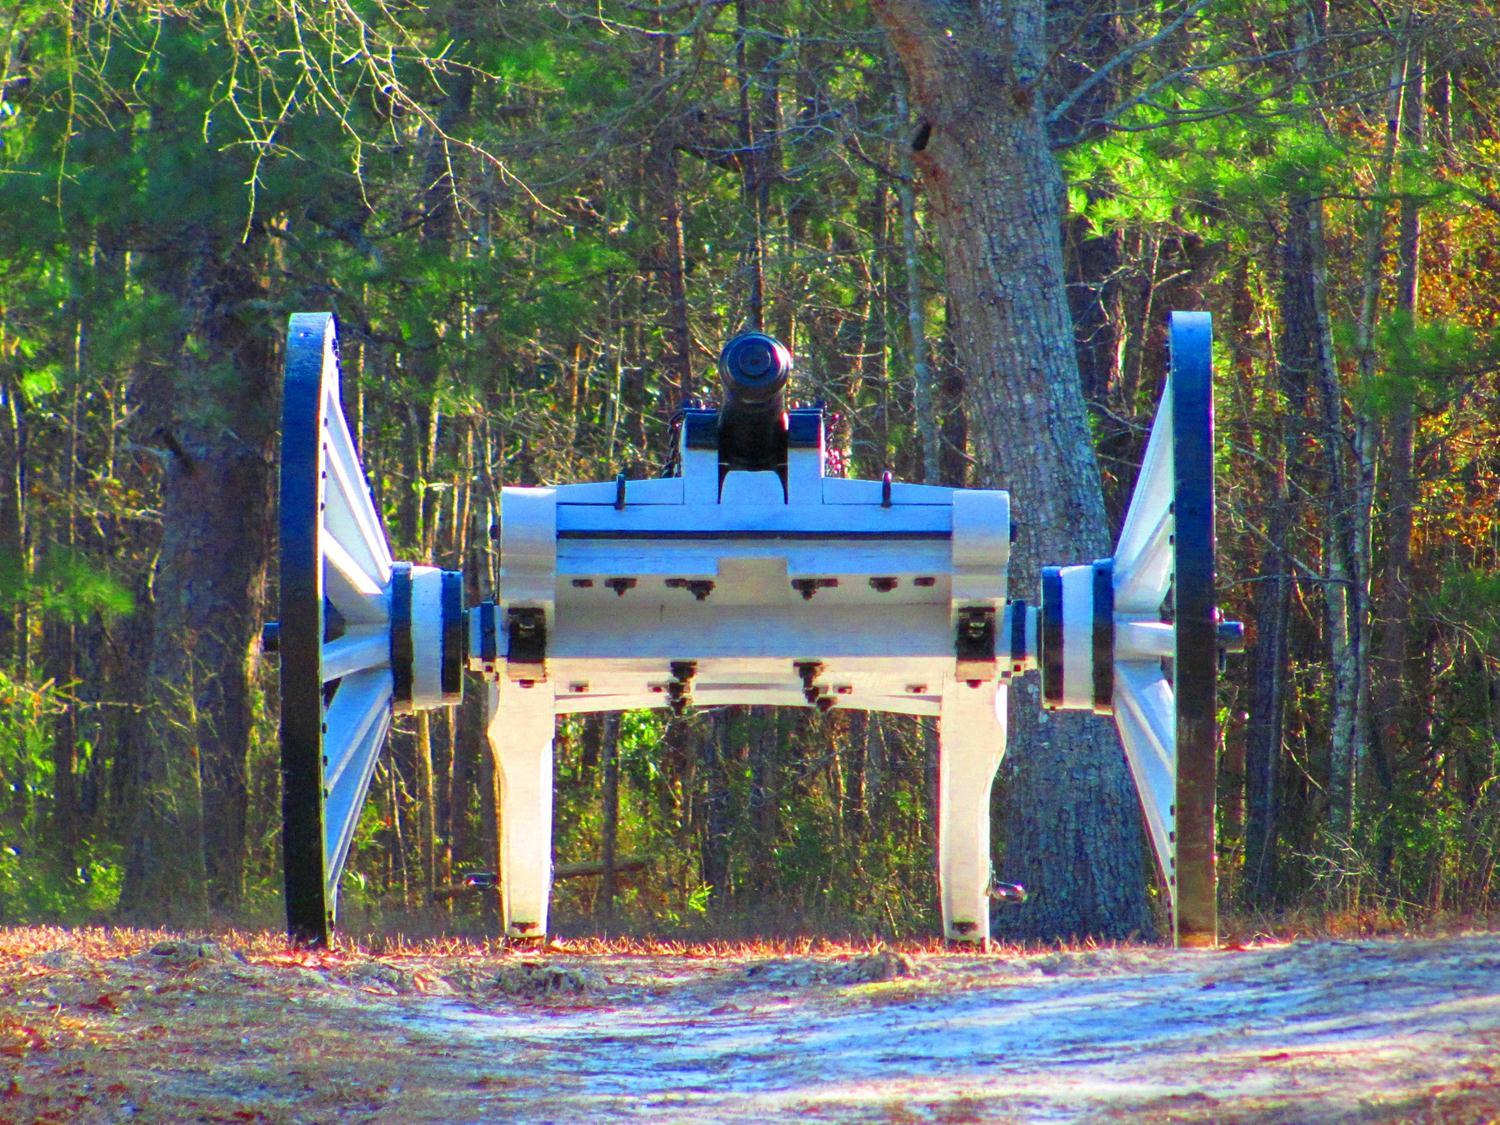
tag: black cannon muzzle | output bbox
[718,332,792,473]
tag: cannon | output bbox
[716,331,794,474]
[268,310,1241,947]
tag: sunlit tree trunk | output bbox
[876,0,1152,939]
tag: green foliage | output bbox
[1350,313,1500,420]
[0,551,133,625]
[0,671,122,923]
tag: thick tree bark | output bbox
[120,227,276,922]
[875,1,1153,939]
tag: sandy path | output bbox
[1,929,1497,1122]
[424,934,1500,1122]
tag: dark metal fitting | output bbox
[990,881,1028,903]
[604,577,637,596]
[670,661,698,683]
[1216,618,1246,653]
[506,607,546,671]
[666,578,715,601]
[261,621,280,654]
[868,577,899,593]
[791,578,837,600]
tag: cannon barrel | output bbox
[717,332,793,473]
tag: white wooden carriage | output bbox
[272,314,1238,948]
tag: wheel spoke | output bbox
[323,533,388,625]
[1114,660,1176,911]
[1114,378,1173,587]
[323,667,393,803]
[1114,498,1173,614]
[324,691,393,903]
[323,383,393,584]
[322,627,389,683]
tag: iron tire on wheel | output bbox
[1167,311,1217,947]
[280,314,335,945]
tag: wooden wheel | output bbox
[278,313,396,944]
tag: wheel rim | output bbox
[1168,310,1217,947]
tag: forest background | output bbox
[0,0,1497,942]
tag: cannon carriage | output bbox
[269,311,1240,948]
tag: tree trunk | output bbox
[0,366,28,674]
[700,712,732,908]
[120,226,276,922]
[1372,49,1424,808]
[1243,210,1319,907]
[600,712,621,921]
[876,1,1153,939]
[892,71,938,485]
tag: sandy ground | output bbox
[1,928,1497,1122]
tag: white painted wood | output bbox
[785,419,824,504]
[720,470,785,508]
[488,677,558,939]
[1116,618,1175,661]
[547,605,954,660]
[407,565,447,710]
[323,669,393,901]
[556,540,952,594]
[1113,661,1178,916]
[553,690,943,717]
[323,667,393,801]
[681,428,718,505]
[321,628,389,683]
[950,489,1010,611]
[554,502,951,537]
[500,487,558,623]
[326,706,392,902]
[1113,375,1174,613]
[938,680,1008,943]
[322,534,388,625]
[822,477,954,505]
[321,383,393,584]
[555,476,684,506]
[1114,502,1173,614]
[1059,563,1097,709]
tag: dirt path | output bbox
[2,928,1497,1122]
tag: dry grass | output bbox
[3,923,1498,1123]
